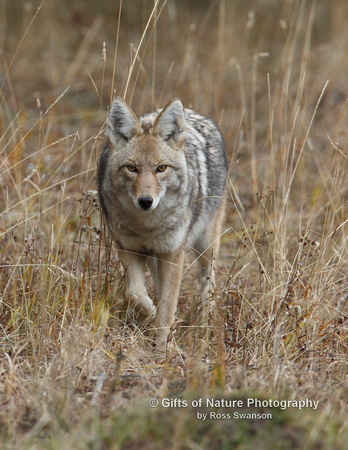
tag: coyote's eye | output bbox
[126,165,137,172]
[156,165,167,173]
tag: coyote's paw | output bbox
[129,293,157,321]
[151,326,170,352]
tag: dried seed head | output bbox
[102,42,106,62]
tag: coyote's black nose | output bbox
[138,196,153,210]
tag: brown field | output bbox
[0,0,347,448]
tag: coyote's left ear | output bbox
[154,98,186,144]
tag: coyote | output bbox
[98,97,228,349]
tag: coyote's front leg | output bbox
[153,249,185,349]
[120,251,157,320]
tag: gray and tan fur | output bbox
[98,97,228,349]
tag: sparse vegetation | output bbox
[0,0,347,448]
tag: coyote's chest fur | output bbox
[115,193,191,254]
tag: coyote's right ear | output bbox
[107,97,141,143]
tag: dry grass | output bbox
[0,0,347,448]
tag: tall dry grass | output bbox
[0,0,347,448]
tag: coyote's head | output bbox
[105,98,187,212]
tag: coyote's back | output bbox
[98,97,228,350]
